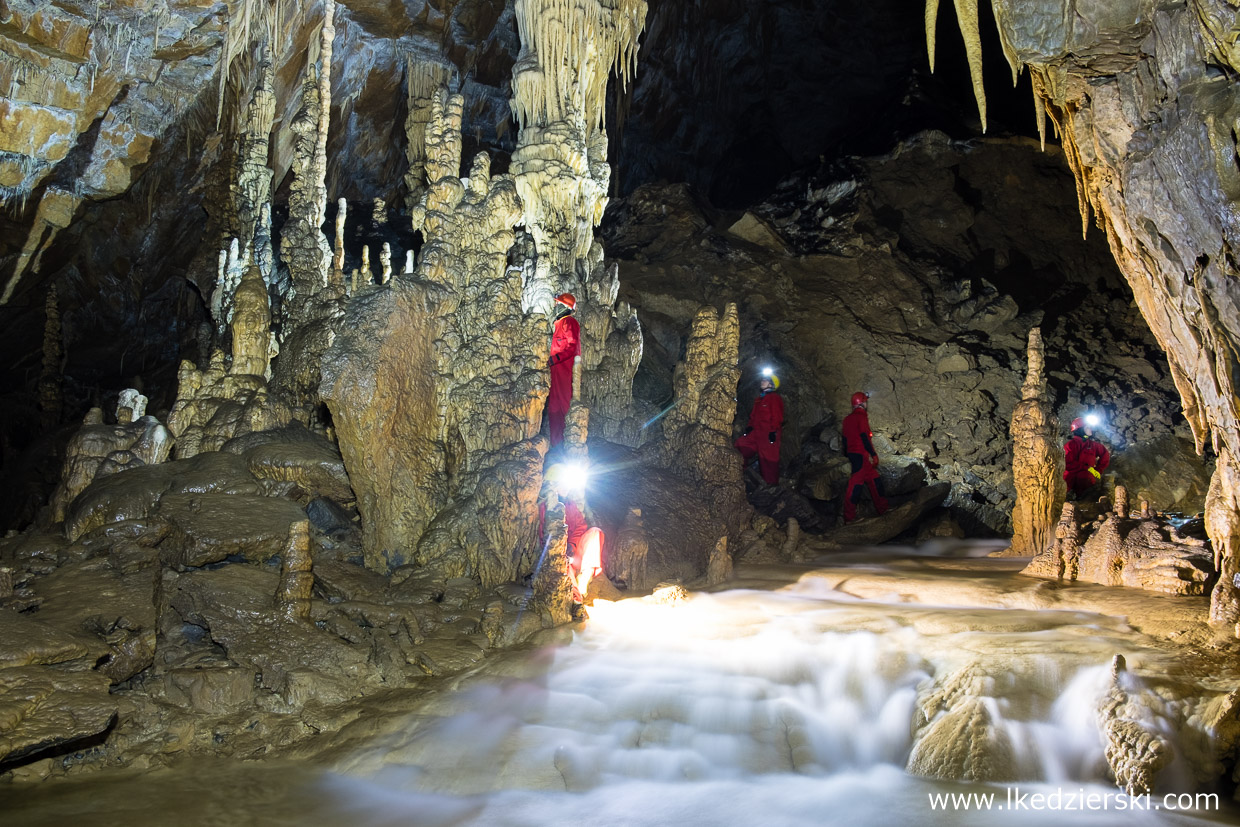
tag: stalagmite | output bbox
[333,198,347,279]
[236,60,276,283]
[1113,486,1129,518]
[280,0,335,316]
[323,86,542,584]
[403,60,456,210]
[705,536,732,586]
[116,389,147,424]
[361,246,371,284]
[379,243,392,285]
[231,264,272,378]
[275,519,314,622]
[38,284,63,429]
[1024,502,1080,581]
[1005,327,1064,556]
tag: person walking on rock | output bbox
[734,369,785,485]
[547,293,580,446]
[842,391,888,523]
[1063,416,1110,499]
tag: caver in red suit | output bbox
[734,376,785,485]
[538,487,603,603]
[548,293,580,446]
[841,391,888,523]
[1064,417,1111,497]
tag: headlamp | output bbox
[761,366,774,377]
[558,461,590,495]
[1085,413,1101,428]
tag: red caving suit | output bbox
[548,313,580,446]
[841,407,888,522]
[734,390,785,485]
[1063,435,1111,496]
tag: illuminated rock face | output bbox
[322,88,545,585]
[957,0,1240,627]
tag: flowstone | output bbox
[322,88,545,586]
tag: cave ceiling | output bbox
[0,0,1050,451]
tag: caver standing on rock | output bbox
[841,391,889,523]
[734,368,785,485]
[547,293,580,447]
[1064,415,1111,499]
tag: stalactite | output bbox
[333,197,346,280]
[403,60,456,210]
[924,0,987,132]
[38,284,63,429]
[279,0,335,319]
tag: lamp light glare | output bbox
[1085,414,1101,427]
[761,366,773,377]
[559,461,590,494]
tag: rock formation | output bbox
[509,0,648,441]
[932,0,1240,629]
[1024,501,1213,595]
[49,403,173,524]
[322,87,542,586]
[1005,327,1065,556]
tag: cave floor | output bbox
[3,550,1239,826]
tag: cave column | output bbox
[1007,327,1065,556]
[508,0,648,443]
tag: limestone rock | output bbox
[1005,327,1065,557]
[158,493,310,569]
[1023,504,1214,595]
[167,354,293,460]
[727,212,790,254]
[50,411,174,524]
[0,667,116,766]
[806,483,952,551]
[323,88,544,584]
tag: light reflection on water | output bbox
[3,556,1236,827]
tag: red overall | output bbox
[842,407,888,522]
[1064,435,1110,496]
[548,314,580,446]
[734,390,784,484]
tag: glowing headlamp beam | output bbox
[761,366,773,377]
[559,461,590,493]
[1085,414,1101,427]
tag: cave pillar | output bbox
[1007,327,1064,556]
[508,0,648,442]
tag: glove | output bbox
[742,426,753,436]
[1088,467,1101,480]
[768,431,777,444]
[870,454,880,468]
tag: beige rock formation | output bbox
[1024,502,1213,595]
[275,519,313,622]
[1097,655,1172,796]
[167,353,291,461]
[969,0,1240,629]
[50,407,173,524]
[230,265,272,379]
[1005,327,1065,556]
[403,60,455,210]
[323,87,546,585]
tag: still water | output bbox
[5,550,1238,826]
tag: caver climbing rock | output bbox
[547,293,581,446]
[841,391,889,523]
